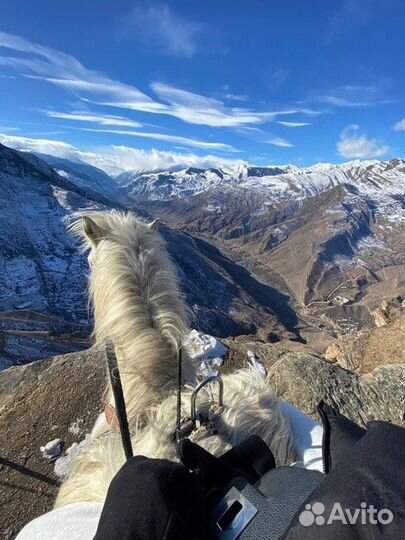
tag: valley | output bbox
[0,143,404,367]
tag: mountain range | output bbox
[0,142,404,368]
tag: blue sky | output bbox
[0,0,403,174]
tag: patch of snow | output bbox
[198,357,224,378]
[332,296,350,306]
[40,438,62,460]
[333,254,356,268]
[56,169,71,179]
[68,419,84,436]
[204,204,222,214]
[54,434,92,479]
[16,301,33,309]
[185,329,228,361]
[42,255,69,273]
[247,350,267,377]
[357,235,387,251]
[185,329,228,378]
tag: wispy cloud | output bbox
[277,121,310,127]
[75,126,238,152]
[0,125,19,132]
[312,95,372,108]
[129,4,202,58]
[44,110,143,128]
[0,132,243,175]
[150,82,308,127]
[264,137,294,148]
[393,118,405,131]
[337,124,390,159]
[263,68,289,90]
[222,93,249,102]
[219,85,249,102]
[0,31,319,130]
[0,30,168,113]
[326,0,375,42]
[307,84,392,109]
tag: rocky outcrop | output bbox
[0,347,105,539]
[324,302,404,373]
[269,353,405,427]
[222,338,405,427]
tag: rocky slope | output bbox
[35,153,128,205]
[1,343,404,538]
[0,143,109,369]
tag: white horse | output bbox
[55,210,296,508]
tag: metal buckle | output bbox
[212,486,258,540]
[175,375,224,444]
[191,375,224,424]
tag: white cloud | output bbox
[393,118,405,131]
[308,84,392,109]
[76,127,238,152]
[130,4,201,58]
[314,95,372,108]
[0,125,19,132]
[0,31,320,129]
[150,81,304,127]
[264,137,294,148]
[326,0,377,42]
[0,30,169,113]
[277,121,310,127]
[0,132,79,158]
[264,68,289,89]
[222,93,249,102]
[337,124,390,158]
[0,132,243,175]
[44,110,143,128]
[92,146,244,174]
[219,86,249,102]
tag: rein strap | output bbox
[105,342,134,461]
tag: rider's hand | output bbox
[93,455,215,540]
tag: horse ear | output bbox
[148,218,160,231]
[83,216,104,246]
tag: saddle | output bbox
[179,436,323,540]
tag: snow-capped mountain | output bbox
[115,166,233,201]
[128,159,405,343]
[119,160,405,223]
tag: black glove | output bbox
[93,455,215,540]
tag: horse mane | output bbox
[70,211,191,412]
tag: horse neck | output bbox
[91,241,191,419]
